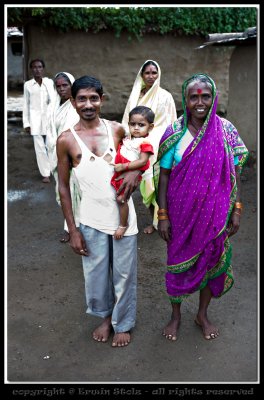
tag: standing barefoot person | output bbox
[47,72,80,243]
[23,59,56,183]
[57,76,142,347]
[155,73,248,341]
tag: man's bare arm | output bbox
[56,132,88,255]
[56,133,76,233]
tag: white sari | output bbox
[47,72,81,228]
[47,72,79,173]
[122,60,177,227]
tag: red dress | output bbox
[111,141,154,195]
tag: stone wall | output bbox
[23,25,257,150]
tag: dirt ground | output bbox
[6,112,259,392]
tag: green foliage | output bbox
[7,6,257,38]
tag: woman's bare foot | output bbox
[60,230,70,243]
[113,225,128,240]
[195,315,219,340]
[92,317,112,343]
[143,225,155,234]
[112,331,131,347]
[162,317,181,341]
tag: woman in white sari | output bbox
[122,60,177,233]
[47,72,80,242]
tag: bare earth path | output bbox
[6,120,258,392]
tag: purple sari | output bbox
[154,74,249,303]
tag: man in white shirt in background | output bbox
[23,59,56,183]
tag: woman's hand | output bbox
[227,211,240,237]
[158,219,171,242]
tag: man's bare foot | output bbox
[162,317,181,341]
[42,177,50,183]
[143,225,155,234]
[112,331,131,347]
[113,225,128,240]
[60,230,70,243]
[92,317,112,343]
[194,315,219,340]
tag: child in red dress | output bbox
[111,106,154,239]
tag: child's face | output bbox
[128,114,153,138]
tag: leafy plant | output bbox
[7,7,257,39]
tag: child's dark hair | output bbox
[71,76,104,99]
[129,106,155,124]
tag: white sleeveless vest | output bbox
[70,119,138,235]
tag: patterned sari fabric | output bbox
[154,73,249,303]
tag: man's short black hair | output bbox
[29,59,45,68]
[71,76,104,99]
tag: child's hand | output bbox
[114,163,124,172]
[109,162,124,172]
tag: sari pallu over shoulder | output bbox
[154,73,249,301]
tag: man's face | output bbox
[71,88,102,120]
[31,61,44,79]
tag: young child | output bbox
[111,106,155,239]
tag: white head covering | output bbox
[53,71,75,109]
[54,71,75,85]
[47,71,78,172]
[122,60,161,128]
[121,60,177,221]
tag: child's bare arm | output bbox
[113,152,151,172]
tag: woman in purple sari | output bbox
[154,73,248,341]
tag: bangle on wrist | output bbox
[157,208,168,215]
[126,162,130,171]
[158,215,169,221]
[234,202,243,210]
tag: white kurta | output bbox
[23,77,56,135]
[22,77,56,177]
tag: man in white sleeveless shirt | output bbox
[57,76,141,347]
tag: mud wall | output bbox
[24,25,257,150]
